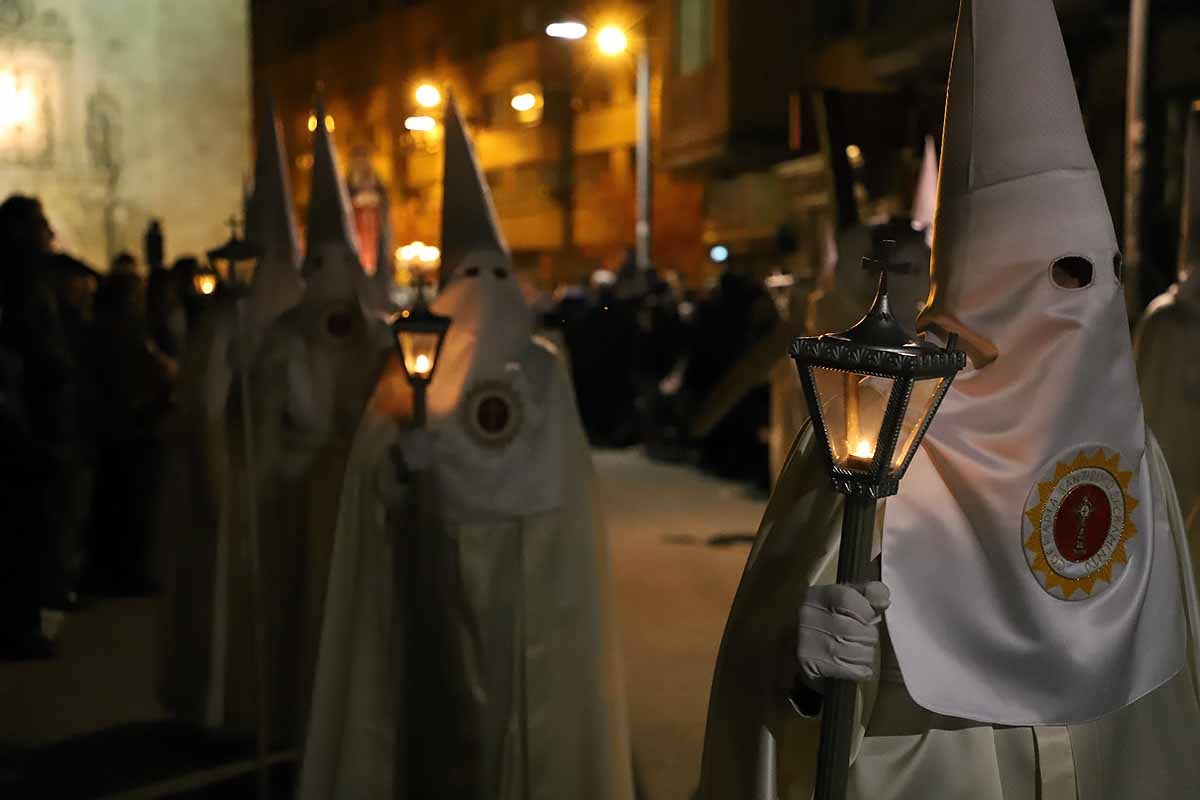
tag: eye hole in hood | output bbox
[1050,256,1093,290]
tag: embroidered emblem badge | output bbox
[1022,446,1138,601]
[461,379,523,449]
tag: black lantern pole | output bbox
[389,276,451,796]
[789,240,966,800]
[207,216,270,800]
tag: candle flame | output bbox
[414,353,432,375]
[853,439,874,458]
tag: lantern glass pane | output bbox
[811,366,894,471]
[891,377,945,469]
[398,330,440,381]
[233,256,258,289]
[193,272,218,296]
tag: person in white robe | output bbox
[246,100,392,748]
[1134,102,1200,543]
[160,99,306,739]
[700,2,1200,798]
[298,97,634,800]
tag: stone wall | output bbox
[0,0,250,270]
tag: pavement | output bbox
[0,448,764,799]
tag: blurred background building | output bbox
[0,0,251,268]
[252,0,1200,297]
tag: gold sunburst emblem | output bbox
[1022,447,1139,601]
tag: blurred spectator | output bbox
[570,270,639,447]
[147,253,188,359]
[87,258,176,595]
[0,194,68,658]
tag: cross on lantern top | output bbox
[225,215,243,240]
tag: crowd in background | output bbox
[0,195,197,660]
[544,252,780,489]
[0,195,785,661]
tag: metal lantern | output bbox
[390,282,451,427]
[790,239,966,800]
[191,261,219,297]
[206,217,262,295]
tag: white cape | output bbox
[699,425,1200,799]
[299,339,634,800]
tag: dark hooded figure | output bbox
[684,264,778,486]
[0,194,66,658]
[572,270,640,447]
[43,252,101,606]
[87,259,175,595]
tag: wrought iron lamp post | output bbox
[389,278,450,796]
[205,217,271,800]
[789,240,966,800]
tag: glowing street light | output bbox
[547,18,653,272]
[596,25,629,56]
[511,92,537,112]
[405,115,437,132]
[415,83,442,109]
[546,20,588,40]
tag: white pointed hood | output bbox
[882,0,1184,726]
[301,99,365,303]
[244,97,304,344]
[438,96,509,285]
[1178,102,1200,299]
[428,95,529,417]
[911,135,937,248]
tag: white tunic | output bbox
[298,339,634,800]
[699,426,1200,799]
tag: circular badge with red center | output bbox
[460,379,524,450]
[1022,446,1139,601]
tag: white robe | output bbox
[298,338,633,800]
[159,296,252,732]
[699,424,1200,799]
[248,300,391,747]
[1135,288,1200,544]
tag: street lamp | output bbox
[789,240,965,800]
[205,216,270,800]
[415,83,442,109]
[547,18,653,272]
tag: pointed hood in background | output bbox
[439,95,508,284]
[244,96,304,344]
[911,135,938,248]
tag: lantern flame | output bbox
[853,439,874,459]
[414,354,432,375]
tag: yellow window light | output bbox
[405,115,436,132]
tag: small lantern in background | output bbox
[789,239,966,800]
[192,261,219,297]
[205,216,262,295]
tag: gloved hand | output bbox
[389,428,434,476]
[793,581,890,696]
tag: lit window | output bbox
[676,0,714,75]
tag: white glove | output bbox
[794,581,890,695]
[389,428,434,475]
